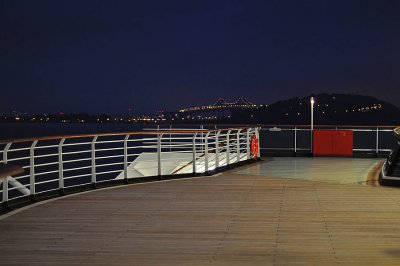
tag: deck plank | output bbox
[1,158,400,265]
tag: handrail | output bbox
[153,123,400,128]
[0,127,260,210]
[0,128,250,145]
[260,124,400,129]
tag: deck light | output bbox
[310,97,315,153]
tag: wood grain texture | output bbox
[1,160,400,265]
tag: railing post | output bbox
[58,138,65,195]
[124,135,130,184]
[204,132,210,173]
[157,133,163,178]
[169,125,172,152]
[236,129,242,162]
[2,143,11,208]
[226,130,231,166]
[91,136,98,189]
[215,131,221,168]
[376,127,379,156]
[294,126,297,154]
[256,127,261,158]
[200,125,204,153]
[29,140,38,201]
[246,129,250,160]
[192,133,197,174]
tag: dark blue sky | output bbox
[1,0,400,114]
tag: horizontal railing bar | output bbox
[63,158,92,164]
[6,194,28,200]
[6,157,30,162]
[35,179,58,185]
[161,151,192,154]
[63,166,92,172]
[63,141,92,146]
[96,169,123,175]
[0,128,253,145]
[142,142,194,146]
[62,150,92,155]
[127,138,155,142]
[64,173,91,180]
[35,145,59,149]
[96,162,124,167]
[34,161,59,167]
[6,147,31,152]
[95,154,125,160]
[95,147,125,152]
[36,187,59,194]
[95,139,125,144]
[13,174,30,180]
[34,153,59,158]
[64,181,91,188]
[34,170,60,176]
[353,148,391,152]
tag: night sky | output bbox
[1,0,400,115]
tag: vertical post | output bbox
[246,128,250,159]
[91,136,98,189]
[169,125,172,152]
[192,133,197,174]
[200,125,204,153]
[29,140,38,201]
[226,130,231,165]
[204,132,210,172]
[157,133,163,177]
[256,127,261,158]
[2,143,11,206]
[294,126,297,154]
[376,127,379,156]
[236,129,242,162]
[124,135,130,184]
[58,138,65,195]
[215,131,221,168]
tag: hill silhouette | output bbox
[231,93,400,125]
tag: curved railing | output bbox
[0,127,259,210]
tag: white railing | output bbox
[146,124,399,155]
[0,127,259,208]
[259,125,398,155]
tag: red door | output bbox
[313,130,353,156]
[313,130,333,155]
[332,130,353,156]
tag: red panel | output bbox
[313,130,354,156]
[313,130,333,155]
[333,130,353,156]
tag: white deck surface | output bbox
[236,157,384,185]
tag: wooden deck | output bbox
[1,158,400,265]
